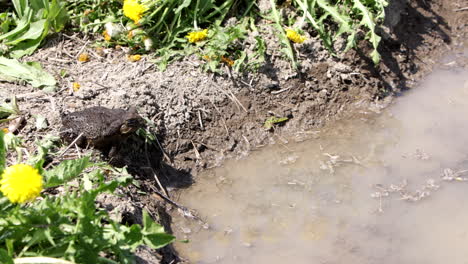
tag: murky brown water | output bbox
[173,65,468,263]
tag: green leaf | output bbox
[124,225,143,251]
[142,210,165,234]
[141,210,175,249]
[12,0,28,18]
[5,19,46,45]
[0,57,56,90]
[174,0,192,14]
[46,0,69,32]
[353,0,382,64]
[9,32,44,59]
[44,157,90,188]
[0,130,5,174]
[143,233,175,249]
[264,116,289,130]
[0,9,32,42]
[0,249,13,264]
[316,0,351,33]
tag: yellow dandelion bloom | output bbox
[103,30,111,41]
[78,53,89,62]
[123,0,146,24]
[0,164,43,204]
[128,54,142,62]
[1,128,8,134]
[285,28,306,44]
[186,29,208,43]
[72,82,81,92]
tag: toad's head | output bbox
[120,107,145,134]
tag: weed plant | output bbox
[0,130,175,264]
[0,0,387,70]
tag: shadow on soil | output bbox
[112,133,194,190]
[109,132,191,264]
[362,0,451,95]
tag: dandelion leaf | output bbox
[0,57,56,90]
[43,157,90,188]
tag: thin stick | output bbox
[45,133,84,169]
[271,87,291,94]
[226,87,248,112]
[209,99,229,135]
[145,142,170,198]
[198,110,204,130]
[453,7,468,11]
[148,186,205,223]
[191,140,201,160]
[152,134,172,163]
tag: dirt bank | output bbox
[0,0,467,262]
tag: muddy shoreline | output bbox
[0,0,467,263]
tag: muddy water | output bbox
[173,65,468,263]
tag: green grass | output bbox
[0,0,388,71]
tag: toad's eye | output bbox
[120,123,134,134]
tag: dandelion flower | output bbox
[128,54,142,62]
[78,53,89,62]
[72,82,81,92]
[123,0,146,24]
[0,164,43,204]
[186,29,208,43]
[1,128,8,134]
[285,28,306,44]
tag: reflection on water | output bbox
[173,66,468,263]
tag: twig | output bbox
[208,99,229,135]
[242,135,251,150]
[145,142,170,198]
[227,87,248,112]
[271,87,291,94]
[453,7,468,11]
[191,140,201,160]
[224,64,238,88]
[198,110,204,130]
[211,72,247,112]
[75,40,90,59]
[45,133,83,169]
[152,135,172,164]
[148,186,206,223]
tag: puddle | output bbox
[173,65,468,263]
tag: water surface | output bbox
[173,65,468,264]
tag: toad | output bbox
[60,106,145,156]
